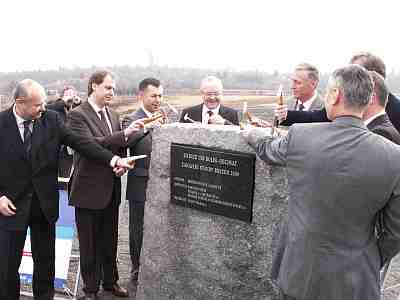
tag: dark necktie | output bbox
[23,120,32,158]
[298,103,305,111]
[98,110,111,135]
[207,110,214,124]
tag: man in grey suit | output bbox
[243,65,400,300]
[286,63,324,112]
[362,71,400,144]
[122,78,164,281]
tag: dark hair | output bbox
[369,71,388,107]
[138,78,161,92]
[349,52,386,78]
[87,70,113,96]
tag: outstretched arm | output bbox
[278,107,329,126]
[241,127,289,166]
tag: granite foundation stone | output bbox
[136,123,288,300]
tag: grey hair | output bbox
[369,71,388,107]
[329,65,373,111]
[200,75,223,91]
[295,62,319,82]
[12,80,30,101]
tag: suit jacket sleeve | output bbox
[56,113,115,165]
[244,127,289,166]
[377,181,400,267]
[386,93,400,133]
[122,115,147,148]
[228,109,239,125]
[47,99,67,122]
[179,108,188,123]
[281,108,329,126]
[47,99,66,113]
[67,109,126,149]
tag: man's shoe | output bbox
[104,283,129,297]
[80,293,98,300]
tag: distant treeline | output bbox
[0,65,399,97]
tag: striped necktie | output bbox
[23,120,32,158]
[98,110,111,135]
[207,110,214,124]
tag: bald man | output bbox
[179,75,239,125]
[0,79,136,300]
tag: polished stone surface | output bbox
[136,123,288,300]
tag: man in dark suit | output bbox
[179,75,239,125]
[275,52,400,134]
[0,79,134,300]
[122,77,163,281]
[47,86,82,178]
[363,71,400,144]
[66,71,143,300]
[243,65,400,300]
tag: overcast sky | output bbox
[1,0,398,73]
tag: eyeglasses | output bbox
[202,92,222,98]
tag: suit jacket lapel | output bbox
[367,114,388,130]
[82,101,111,136]
[4,108,27,162]
[194,104,203,122]
[219,105,226,117]
[309,94,320,110]
[30,116,49,172]
[107,108,120,132]
[137,108,147,119]
[219,105,230,120]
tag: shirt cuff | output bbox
[110,156,120,168]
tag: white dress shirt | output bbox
[88,98,120,167]
[13,105,33,141]
[88,98,113,133]
[202,104,220,124]
[141,104,154,118]
[296,92,318,111]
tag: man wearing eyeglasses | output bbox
[179,75,239,125]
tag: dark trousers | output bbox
[57,148,73,179]
[0,194,55,300]
[75,199,119,294]
[127,177,148,270]
[129,202,145,270]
